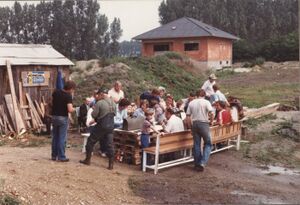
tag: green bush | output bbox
[163,52,183,60]
[253,57,265,65]
[0,195,20,205]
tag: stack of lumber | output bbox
[0,93,46,136]
[0,60,46,137]
[114,130,142,165]
[113,129,157,165]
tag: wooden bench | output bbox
[143,121,242,174]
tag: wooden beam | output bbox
[244,103,280,120]
[18,81,24,106]
[6,60,26,133]
[25,93,43,126]
[4,94,26,132]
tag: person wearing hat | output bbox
[158,86,167,109]
[80,88,116,170]
[201,74,217,100]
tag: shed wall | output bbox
[0,65,70,106]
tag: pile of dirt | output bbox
[72,55,203,105]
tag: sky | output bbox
[0,0,163,41]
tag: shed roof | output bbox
[133,17,239,40]
[0,44,74,66]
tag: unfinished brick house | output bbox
[133,17,239,70]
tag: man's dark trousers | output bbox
[85,123,114,158]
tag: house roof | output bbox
[0,44,74,66]
[133,17,239,41]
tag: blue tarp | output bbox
[56,70,64,90]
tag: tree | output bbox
[109,18,123,57]
[95,14,110,58]
[0,0,122,60]
[0,7,11,43]
[10,1,24,43]
[158,0,299,61]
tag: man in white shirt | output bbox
[163,108,184,133]
[108,81,124,103]
[201,74,217,99]
[186,89,214,172]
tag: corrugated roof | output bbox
[0,44,74,66]
[133,17,239,40]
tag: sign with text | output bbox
[21,71,50,87]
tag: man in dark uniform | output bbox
[80,88,116,170]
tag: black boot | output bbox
[80,151,92,165]
[108,157,114,170]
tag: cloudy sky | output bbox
[0,0,163,41]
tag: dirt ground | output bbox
[0,111,300,204]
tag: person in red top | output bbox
[215,101,232,125]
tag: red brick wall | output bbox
[207,37,232,61]
[140,37,232,62]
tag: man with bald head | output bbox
[186,89,214,172]
[108,81,124,103]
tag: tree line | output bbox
[0,0,122,60]
[159,0,298,62]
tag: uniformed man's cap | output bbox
[97,87,109,94]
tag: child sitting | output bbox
[141,109,159,167]
[215,101,232,126]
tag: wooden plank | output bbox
[25,93,43,126]
[160,132,193,145]
[18,81,23,106]
[6,60,26,133]
[244,103,280,119]
[4,94,26,133]
[144,140,194,154]
[34,100,44,118]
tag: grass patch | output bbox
[244,114,277,129]
[0,194,20,205]
[240,143,251,158]
[223,82,300,108]
[0,140,6,147]
[163,51,185,60]
[216,69,236,79]
[74,55,204,105]
[8,135,51,148]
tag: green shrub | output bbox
[0,194,20,205]
[253,57,265,65]
[243,62,252,68]
[163,52,183,60]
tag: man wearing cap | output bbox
[201,74,217,99]
[80,88,116,170]
[158,86,167,110]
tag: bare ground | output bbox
[0,111,300,204]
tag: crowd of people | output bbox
[52,75,244,172]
